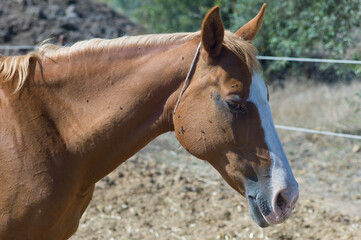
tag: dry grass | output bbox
[270,80,361,134]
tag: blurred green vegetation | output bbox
[98,0,361,82]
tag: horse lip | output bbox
[247,195,269,228]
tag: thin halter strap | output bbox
[173,42,202,122]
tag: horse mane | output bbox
[0,53,40,93]
[0,30,260,92]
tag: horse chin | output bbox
[247,196,270,228]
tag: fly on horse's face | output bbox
[174,4,298,227]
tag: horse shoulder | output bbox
[0,100,94,239]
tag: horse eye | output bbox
[226,101,246,114]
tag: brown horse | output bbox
[0,4,298,239]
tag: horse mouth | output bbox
[247,195,270,228]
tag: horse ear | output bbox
[201,6,224,57]
[235,3,266,41]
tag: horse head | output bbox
[173,4,298,227]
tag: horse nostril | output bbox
[276,192,287,211]
[274,189,298,216]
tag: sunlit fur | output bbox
[0,31,259,93]
[38,31,260,72]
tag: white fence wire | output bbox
[257,56,361,65]
[275,125,361,140]
[1,44,361,140]
[0,45,36,50]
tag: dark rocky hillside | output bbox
[0,0,141,55]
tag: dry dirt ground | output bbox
[71,81,361,240]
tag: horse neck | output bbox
[33,39,199,183]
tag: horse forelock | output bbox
[223,31,261,74]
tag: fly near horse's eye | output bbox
[226,100,247,114]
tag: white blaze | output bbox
[247,73,296,201]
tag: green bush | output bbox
[99,0,361,82]
[238,1,361,82]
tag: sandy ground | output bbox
[71,81,361,240]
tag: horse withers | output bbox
[0,3,298,239]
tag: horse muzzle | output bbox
[245,172,299,227]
